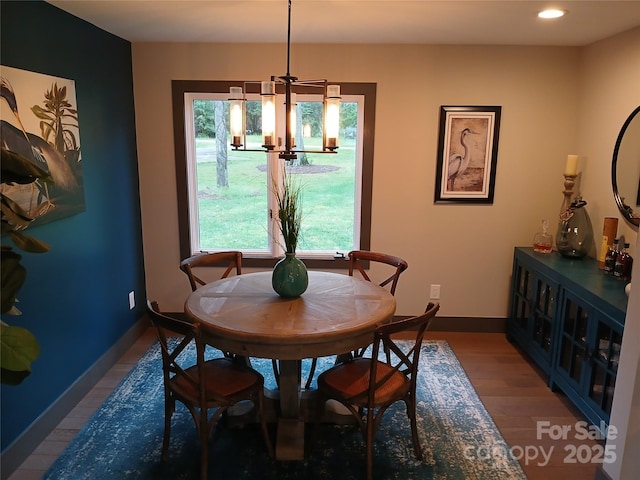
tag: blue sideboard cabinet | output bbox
[508,247,628,428]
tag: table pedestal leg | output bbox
[275,359,304,460]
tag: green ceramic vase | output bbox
[272,253,308,298]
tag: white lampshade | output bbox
[289,92,296,148]
[261,81,276,148]
[324,85,341,149]
[229,86,244,148]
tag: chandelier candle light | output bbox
[229,0,341,161]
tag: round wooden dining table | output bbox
[184,270,396,460]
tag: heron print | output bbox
[436,105,501,203]
[445,117,488,192]
[1,65,85,227]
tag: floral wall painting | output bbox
[1,65,85,228]
[434,105,501,204]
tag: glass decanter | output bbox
[533,219,553,254]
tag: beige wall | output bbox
[580,27,640,480]
[132,27,639,479]
[132,32,638,319]
[578,27,640,259]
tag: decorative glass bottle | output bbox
[533,219,553,254]
[604,238,619,275]
[613,243,633,282]
[556,196,593,259]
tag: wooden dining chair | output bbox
[179,251,242,291]
[146,300,273,480]
[303,250,409,389]
[316,302,440,480]
[180,251,246,362]
[348,250,409,357]
[348,250,408,296]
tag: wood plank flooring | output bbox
[435,332,600,480]
[7,330,600,480]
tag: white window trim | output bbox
[183,92,365,260]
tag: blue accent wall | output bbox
[1,1,145,451]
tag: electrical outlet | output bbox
[128,291,135,310]
[430,284,441,299]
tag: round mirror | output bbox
[612,106,640,229]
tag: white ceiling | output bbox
[47,0,640,46]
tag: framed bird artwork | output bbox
[434,105,501,204]
[1,65,86,227]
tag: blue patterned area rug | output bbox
[43,341,527,480]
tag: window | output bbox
[172,81,376,268]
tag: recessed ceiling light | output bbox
[538,9,566,19]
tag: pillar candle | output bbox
[565,155,578,176]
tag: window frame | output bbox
[172,80,376,269]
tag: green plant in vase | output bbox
[271,167,308,297]
[274,168,303,254]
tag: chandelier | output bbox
[229,0,341,161]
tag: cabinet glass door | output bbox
[589,321,622,417]
[509,257,558,371]
[558,296,589,386]
[532,279,556,353]
[512,263,532,332]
